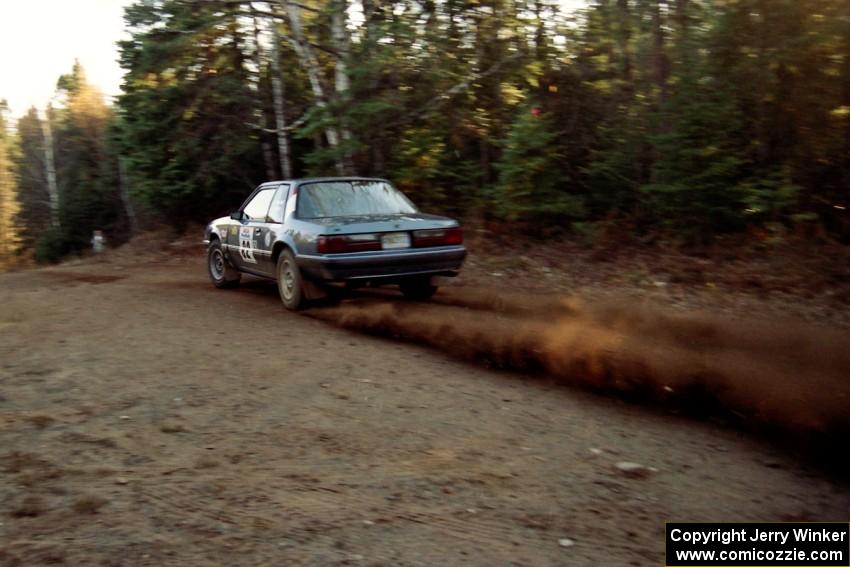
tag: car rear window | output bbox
[297,181,417,219]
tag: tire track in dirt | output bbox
[129,456,572,561]
[132,476,559,563]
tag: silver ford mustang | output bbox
[203,177,467,310]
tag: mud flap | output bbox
[302,278,328,301]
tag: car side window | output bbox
[285,185,298,218]
[242,188,275,221]
[267,185,289,223]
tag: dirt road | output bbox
[1,251,848,566]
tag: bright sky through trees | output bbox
[0,0,135,118]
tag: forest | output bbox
[0,0,848,265]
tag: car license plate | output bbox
[381,232,411,250]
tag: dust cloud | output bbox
[308,287,850,443]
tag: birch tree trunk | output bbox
[0,132,12,258]
[331,0,354,173]
[270,19,293,179]
[616,0,633,88]
[41,106,59,228]
[652,1,669,108]
[278,0,345,174]
[118,157,139,236]
[331,0,350,97]
[251,9,278,180]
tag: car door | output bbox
[233,186,277,276]
[262,184,290,271]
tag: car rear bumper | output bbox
[296,246,467,281]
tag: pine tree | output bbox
[0,100,20,264]
[14,108,50,251]
[495,108,585,225]
[118,0,263,222]
[52,62,124,254]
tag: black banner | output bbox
[666,523,850,566]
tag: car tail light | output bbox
[412,227,463,247]
[317,234,382,254]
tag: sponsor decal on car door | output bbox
[231,185,278,274]
[239,226,258,264]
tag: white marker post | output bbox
[91,230,105,254]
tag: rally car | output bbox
[203,177,467,310]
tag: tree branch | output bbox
[245,111,308,133]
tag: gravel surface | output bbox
[1,245,848,566]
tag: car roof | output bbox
[260,177,389,187]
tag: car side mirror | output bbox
[230,211,243,221]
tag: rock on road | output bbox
[0,254,847,566]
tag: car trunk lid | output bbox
[312,213,458,235]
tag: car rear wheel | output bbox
[208,240,241,288]
[399,277,438,300]
[277,249,305,310]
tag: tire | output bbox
[276,249,305,310]
[208,239,241,288]
[399,277,438,300]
